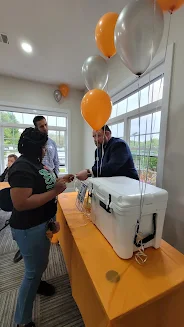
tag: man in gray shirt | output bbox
[33,116,60,176]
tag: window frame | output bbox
[108,43,174,187]
[0,104,71,175]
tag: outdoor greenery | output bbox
[130,138,159,185]
[132,155,158,171]
[1,112,20,145]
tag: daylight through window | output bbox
[0,111,68,174]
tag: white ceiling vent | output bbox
[0,33,9,44]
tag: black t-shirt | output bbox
[8,155,57,230]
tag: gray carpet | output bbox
[0,210,84,327]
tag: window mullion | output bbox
[124,117,129,143]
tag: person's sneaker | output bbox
[13,250,23,263]
[37,280,55,296]
[17,322,35,327]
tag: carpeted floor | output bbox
[0,210,84,327]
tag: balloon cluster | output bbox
[53,84,70,103]
[81,0,184,130]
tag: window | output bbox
[109,75,164,185]
[109,122,124,139]
[110,77,164,119]
[129,112,161,185]
[0,110,68,174]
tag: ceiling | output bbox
[0,0,129,90]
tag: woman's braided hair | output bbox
[18,127,48,161]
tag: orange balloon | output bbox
[157,0,184,11]
[95,12,119,58]
[59,84,69,97]
[81,89,112,130]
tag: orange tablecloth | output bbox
[56,192,184,327]
[0,182,9,190]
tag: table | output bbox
[0,182,9,190]
[56,192,184,327]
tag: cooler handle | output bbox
[95,191,109,206]
[134,213,157,248]
[100,194,112,214]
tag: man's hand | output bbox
[60,174,74,183]
[76,170,88,181]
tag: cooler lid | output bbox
[88,177,168,208]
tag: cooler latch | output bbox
[100,194,112,213]
[88,184,93,198]
[134,213,157,248]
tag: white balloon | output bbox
[114,0,164,75]
[82,55,108,90]
[54,90,62,102]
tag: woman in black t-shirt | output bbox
[9,128,74,327]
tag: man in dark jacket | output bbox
[0,154,18,182]
[76,125,139,181]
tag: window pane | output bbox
[110,105,117,119]
[130,117,139,136]
[110,124,118,137]
[58,151,66,173]
[57,117,66,127]
[4,128,21,143]
[1,112,68,172]
[22,113,34,125]
[117,99,127,116]
[57,131,65,147]
[117,122,124,138]
[140,114,152,134]
[130,113,161,136]
[48,131,57,143]
[152,111,161,133]
[127,92,139,112]
[15,129,23,143]
[140,86,149,107]
[129,114,161,185]
[0,111,23,124]
[152,78,164,102]
[13,112,23,124]
[48,116,57,126]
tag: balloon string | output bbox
[106,58,110,95]
[140,0,172,198]
[140,76,163,215]
[100,129,105,176]
[140,0,172,201]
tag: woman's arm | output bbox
[10,179,66,212]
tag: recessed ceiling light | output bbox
[21,42,32,53]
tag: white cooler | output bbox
[88,177,168,259]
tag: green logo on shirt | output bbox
[39,169,56,190]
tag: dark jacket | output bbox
[92,137,139,180]
[0,167,9,182]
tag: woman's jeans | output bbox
[11,221,50,325]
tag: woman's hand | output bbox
[60,174,74,183]
[54,179,67,195]
[53,221,60,234]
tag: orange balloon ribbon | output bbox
[81,89,112,131]
[59,84,69,97]
[95,12,119,58]
[157,0,184,12]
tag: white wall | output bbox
[83,122,96,169]
[83,8,184,253]
[0,76,84,178]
